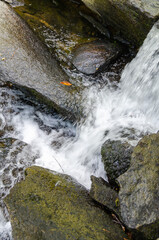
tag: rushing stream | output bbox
[0,19,159,239]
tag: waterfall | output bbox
[0,21,159,239]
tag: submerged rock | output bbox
[81,0,159,46]
[72,40,122,75]
[4,166,127,240]
[101,140,133,185]
[0,1,83,121]
[90,175,120,215]
[118,133,159,240]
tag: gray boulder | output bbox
[118,133,159,240]
[0,1,83,121]
[72,40,122,75]
[4,166,128,240]
[101,140,133,185]
[81,0,159,46]
[90,175,120,216]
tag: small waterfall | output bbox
[120,20,159,126]
[0,21,159,239]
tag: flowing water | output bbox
[0,20,159,239]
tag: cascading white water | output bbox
[0,21,159,239]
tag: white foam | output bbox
[0,208,12,239]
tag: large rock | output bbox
[90,175,120,216]
[101,140,133,185]
[0,1,83,121]
[72,40,122,75]
[81,0,159,46]
[118,133,159,240]
[4,166,128,240]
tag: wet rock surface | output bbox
[72,40,122,75]
[90,175,120,215]
[0,1,84,121]
[3,0,24,7]
[4,166,127,240]
[101,140,133,185]
[81,0,159,46]
[0,137,37,239]
[14,0,100,70]
[0,138,37,199]
[13,0,132,88]
[118,133,159,240]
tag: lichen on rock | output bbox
[4,166,128,240]
[118,133,159,239]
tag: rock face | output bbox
[118,133,159,240]
[72,41,121,75]
[81,0,159,46]
[101,140,133,185]
[4,166,127,240]
[90,176,120,215]
[0,1,83,121]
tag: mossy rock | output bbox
[81,0,159,47]
[118,133,159,239]
[4,166,128,240]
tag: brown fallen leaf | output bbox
[60,81,72,86]
[103,228,110,233]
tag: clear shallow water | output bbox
[0,21,159,239]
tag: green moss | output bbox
[118,133,159,239]
[5,166,127,240]
[14,0,99,65]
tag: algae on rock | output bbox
[4,166,128,240]
[14,0,100,67]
